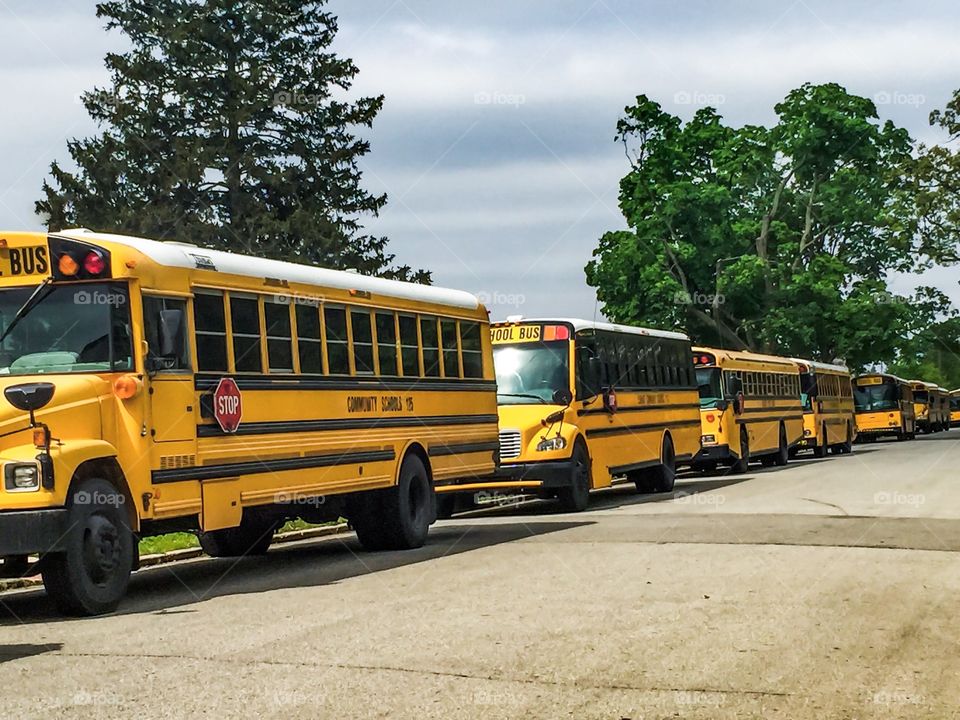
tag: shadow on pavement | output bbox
[0,643,62,663]
[0,520,587,625]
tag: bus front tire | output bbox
[353,454,432,551]
[557,442,591,512]
[41,478,134,616]
[199,513,276,558]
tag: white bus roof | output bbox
[497,316,689,341]
[790,357,850,374]
[56,229,480,310]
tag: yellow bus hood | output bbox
[0,374,107,453]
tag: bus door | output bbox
[142,295,196,444]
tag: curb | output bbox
[0,522,349,593]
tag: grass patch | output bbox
[138,519,343,557]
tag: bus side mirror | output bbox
[552,388,573,406]
[726,376,743,396]
[715,399,729,412]
[158,309,184,358]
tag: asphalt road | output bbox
[2,432,959,719]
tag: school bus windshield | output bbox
[494,340,569,404]
[0,282,133,375]
[695,367,722,408]
[854,381,898,411]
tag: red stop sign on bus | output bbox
[213,377,243,433]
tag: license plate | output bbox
[491,324,541,344]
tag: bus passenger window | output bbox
[460,322,483,378]
[265,301,293,372]
[295,304,322,374]
[351,309,374,374]
[324,307,349,374]
[398,315,419,376]
[376,312,399,376]
[193,292,227,371]
[230,295,262,373]
[421,317,440,377]
[440,320,460,378]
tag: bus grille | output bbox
[499,429,522,460]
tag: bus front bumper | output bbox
[0,508,68,556]
[493,459,574,488]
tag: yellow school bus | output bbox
[791,359,856,457]
[853,374,915,441]
[692,348,804,472]
[0,229,498,615]
[438,318,701,513]
[951,389,960,428]
[909,381,948,433]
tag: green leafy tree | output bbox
[37,0,428,282]
[889,316,960,388]
[586,83,954,369]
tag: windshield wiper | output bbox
[497,392,547,404]
[0,279,55,345]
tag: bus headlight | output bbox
[4,463,40,492]
[700,435,716,445]
[536,436,567,452]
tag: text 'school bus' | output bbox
[909,381,949,433]
[853,374,915,441]
[951,389,960,428]
[692,348,804,472]
[0,230,499,615]
[791,359,856,457]
[442,318,701,513]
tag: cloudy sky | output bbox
[1,0,958,321]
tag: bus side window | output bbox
[264,299,293,373]
[350,308,374,374]
[324,306,349,374]
[230,294,262,373]
[440,319,461,378]
[420,317,440,377]
[295,304,323,374]
[398,314,419,377]
[375,312,399,376]
[460,322,483,378]
[193,292,228,371]
[144,295,190,371]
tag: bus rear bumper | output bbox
[0,508,68,556]
[693,444,731,464]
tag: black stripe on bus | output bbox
[195,374,496,393]
[735,414,803,425]
[578,402,701,416]
[151,449,396,484]
[428,440,500,457]
[608,452,694,476]
[196,414,499,438]
[585,419,702,439]
[740,405,802,413]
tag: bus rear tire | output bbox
[730,428,749,474]
[774,424,789,466]
[199,513,276,558]
[353,454,432,551]
[813,423,828,458]
[840,423,853,454]
[557,441,591,512]
[41,478,133,616]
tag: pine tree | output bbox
[37,0,429,282]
